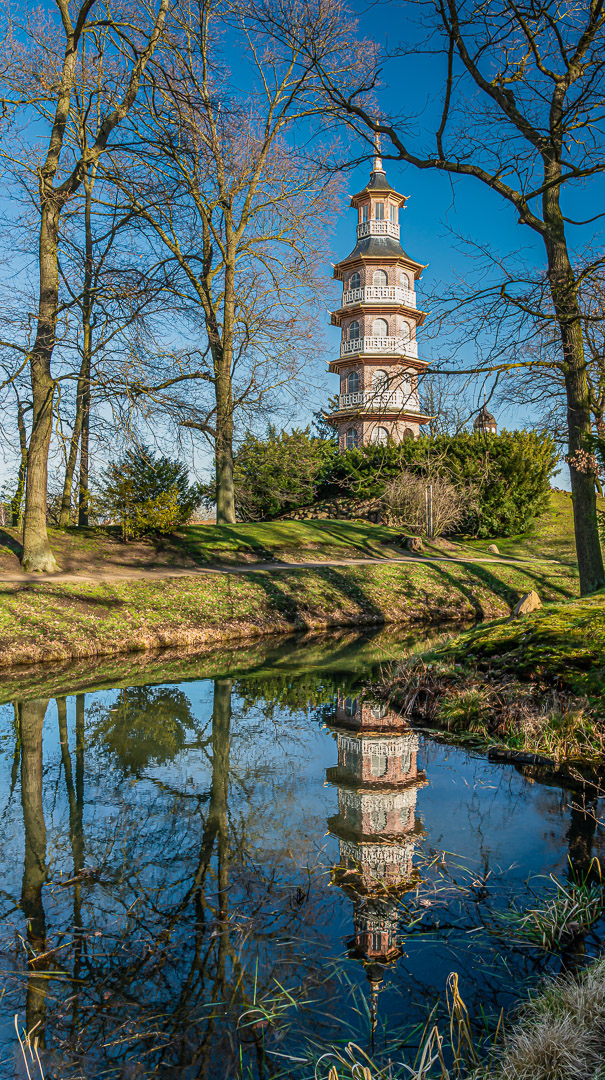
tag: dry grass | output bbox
[497,957,605,1080]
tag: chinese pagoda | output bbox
[326,156,430,451]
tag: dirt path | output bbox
[0,552,560,585]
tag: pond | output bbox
[0,626,602,1079]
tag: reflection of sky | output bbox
[0,668,600,1077]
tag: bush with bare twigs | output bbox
[381,469,472,536]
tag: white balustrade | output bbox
[341,336,419,358]
[342,285,417,307]
[337,390,420,412]
[356,220,400,240]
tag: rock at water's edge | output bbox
[512,590,542,617]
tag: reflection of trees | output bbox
[5,680,341,1078]
[19,698,49,1046]
[89,685,198,774]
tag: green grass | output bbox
[462,490,587,563]
[387,589,605,761]
[433,590,605,700]
[0,555,578,671]
[180,517,412,563]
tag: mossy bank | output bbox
[384,591,605,764]
[0,555,577,669]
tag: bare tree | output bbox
[0,0,170,570]
[112,0,349,523]
[316,0,605,595]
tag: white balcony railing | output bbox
[341,336,419,358]
[342,285,417,308]
[356,220,400,240]
[337,390,420,412]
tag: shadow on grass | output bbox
[0,528,22,560]
[0,583,126,608]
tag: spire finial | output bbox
[373,130,385,174]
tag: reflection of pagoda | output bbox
[326,694,427,1007]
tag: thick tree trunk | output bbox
[215,375,235,524]
[19,698,49,1045]
[544,224,605,594]
[22,204,60,572]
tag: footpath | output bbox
[0,552,559,585]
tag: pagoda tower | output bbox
[326,156,430,451]
[325,693,427,1006]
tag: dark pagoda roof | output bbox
[350,159,406,206]
[342,233,410,262]
[474,405,497,429]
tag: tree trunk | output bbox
[22,203,60,572]
[215,370,236,524]
[58,389,84,529]
[545,225,605,594]
[214,251,236,524]
[19,698,49,1044]
[11,402,29,527]
[78,367,90,527]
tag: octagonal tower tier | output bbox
[326,157,431,451]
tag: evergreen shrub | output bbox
[230,426,338,521]
[101,447,202,540]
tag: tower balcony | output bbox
[343,285,417,308]
[341,336,419,358]
[356,220,400,241]
[337,390,420,412]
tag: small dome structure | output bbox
[474,405,497,434]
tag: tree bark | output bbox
[19,698,49,1045]
[58,381,84,529]
[215,362,236,525]
[11,401,29,527]
[543,178,605,594]
[22,202,60,571]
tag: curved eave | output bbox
[325,409,431,424]
[350,187,407,208]
[330,305,427,327]
[334,240,426,280]
[328,356,429,373]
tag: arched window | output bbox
[373,369,389,392]
[403,427,415,440]
[347,370,360,393]
[400,375,412,399]
[373,269,388,287]
[348,320,360,340]
[400,322,410,342]
[401,271,413,290]
[374,201,385,221]
[371,426,390,445]
[372,317,389,337]
[346,427,359,449]
[349,271,361,290]
[344,696,358,716]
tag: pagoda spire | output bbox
[372,132,385,174]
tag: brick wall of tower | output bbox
[338,418,421,451]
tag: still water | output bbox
[0,627,602,1079]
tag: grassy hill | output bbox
[0,489,587,574]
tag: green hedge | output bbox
[318,430,557,537]
[226,427,557,538]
